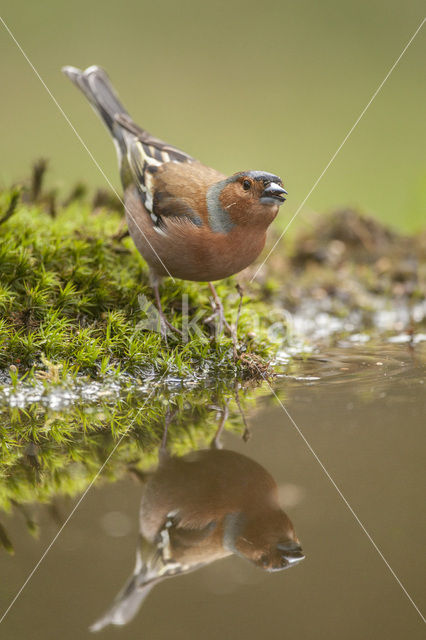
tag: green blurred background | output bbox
[1,0,425,232]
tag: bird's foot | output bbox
[234,380,251,442]
[159,408,177,461]
[210,399,230,449]
[160,314,183,339]
[231,284,244,359]
[206,282,232,337]
[205,283,245,363]
[152,281,183,340]
[204,307,232,337]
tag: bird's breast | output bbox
[163,225,266,281]
[125,187,267,281]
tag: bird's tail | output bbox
[62,65,129,152]
[89,569,157,632]
[89,536,167,632]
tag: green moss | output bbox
[0,179,280,380]
[1,167,425,548]
[0,373,278,553]
[0,167,287,544]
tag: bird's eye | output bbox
[242,179,251,191]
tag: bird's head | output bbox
[224,509,304,572]
[211,171,287,229]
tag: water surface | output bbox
[0,343,425,639]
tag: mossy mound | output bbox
[256,209,426,338]
[0,164,280,382]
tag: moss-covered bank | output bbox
[2,163,424,384]
[0,164,280,382]
[1,164,425,548]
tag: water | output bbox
[0,342,425,639]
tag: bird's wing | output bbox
[152,161,225,227]
[90,528,214,632]
[116,113,194,163]
[128,142,203,227]
[89,573,156,632]
[116,113,197,223]
[116,114,224,228]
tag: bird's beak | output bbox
[277,541,305,567]
[261,183,288,204]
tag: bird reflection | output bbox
[91,416,304,631]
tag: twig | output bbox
[0,188,20,225]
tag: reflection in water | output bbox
[91,421,304,631]
[1,344,424,639]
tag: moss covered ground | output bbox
[1,163,425,548]
[0,163,279,383]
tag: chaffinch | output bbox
[90,433,304,631]
[62,65,287,333]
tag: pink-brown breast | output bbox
[124,166,269,281]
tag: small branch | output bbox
[0,188,20,225]
[30,158,48,202]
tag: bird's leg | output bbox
[159,408,177,462]
[207,282,232,337]
[234,284,244,334]
[152,280,169,340]
[210,399,230,449]
[150,272,183,339]
[231,283,244,360]
[234,380,251,442]
[160,416,169,453]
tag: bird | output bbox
[90,418,304,631]
[62,65,288,335]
